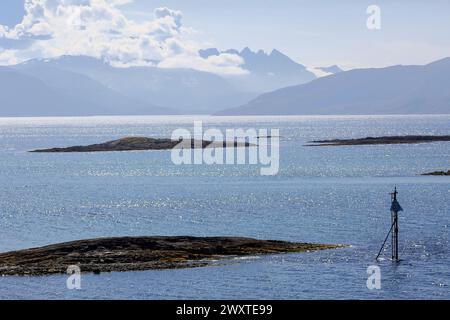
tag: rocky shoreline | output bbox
[0,236,344,276]
[30,137,250,153]
[306,135,450,146]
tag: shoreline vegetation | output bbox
[305,135,450,146]
[29,137,251,153]
[0,236,345,276]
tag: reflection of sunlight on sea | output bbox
[0,115,449,299]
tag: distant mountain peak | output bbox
[198,48,221,59]
[197,47,316,91]
[270,49,292,60]
[198,47,311,70]
[240,47,252,55]
[256,49,266,56]
[224,49,239,55]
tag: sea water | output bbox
[0,115,449,299]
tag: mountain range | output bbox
[200,47,316,92]
[1,51,449,117]
[0,48,317,116]
[4,56,245,115]
[218,57,450,115]
[1,62,172,116]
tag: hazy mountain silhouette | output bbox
[4,54,447,117]
[1,66,172,116]
[200,48,316,92]
[0,66,93,116]
[217,58,450,115]
[24,56,255,114]
[1,49,316,116]
[9,62,172,116]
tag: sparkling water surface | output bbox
[0,115,449,299]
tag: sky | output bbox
[1,0,450,72]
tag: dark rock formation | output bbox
[305,135,450,146]
[30,137,250,153]
[421,170,450,176]
[0,236,344,276]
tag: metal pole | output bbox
[377,187,403,261]
[394,211,399,261]
[391,187,400,262]
[391,209,394,260]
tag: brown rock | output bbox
[0,236,345,276]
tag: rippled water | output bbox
[0,115,449,299]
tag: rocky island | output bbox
[30,137,250,153]
[0,236,344,276]
[421,170,450,176]
[306,135,450,146]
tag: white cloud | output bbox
[0,49,21,65]
[159,52,247,75]
[0,0,245,74]
[305,67,332,78]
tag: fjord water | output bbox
[0,115,449,299]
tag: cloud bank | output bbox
[0,0,246,74]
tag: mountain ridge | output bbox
[216,57,450,115]
[2,55,255,115]
[200,47,317,92]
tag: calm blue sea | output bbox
[0,115,449,299]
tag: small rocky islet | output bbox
[421,170,450,176]
[304,135,450,176]
[29,136,251,153]
[305,135,450,146]
[30,135,450,152]
[0,236,345,276]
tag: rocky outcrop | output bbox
[0,236,344,276]
[30,137,250,153]
[306,135,450,146]
[421,170,450,176]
